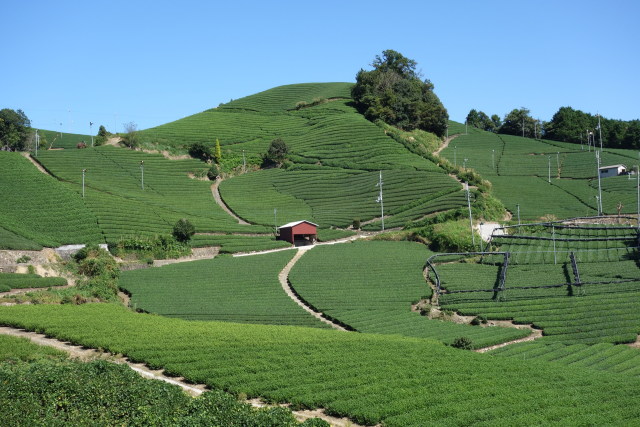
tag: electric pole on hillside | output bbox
[454,146,457,167]
[597,114,603,151]
[522,117,525,138]
[636,165,639,230]
[90,122,94,146]
[140,160,144,190]
[548,156,551,183]
[34,130,39,157]
[376,171,384,231]
[596,151,603,215]
[465,182,475,250]
[242,150,246,173]
[274,208,278,235]
[492,149,495,171]
[82,169,86,198]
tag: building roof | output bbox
[599,164,627,170]
[278,220,318,229]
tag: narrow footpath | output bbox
[211,179,250,225]
[278,247,349,331]
[0,326,362,427]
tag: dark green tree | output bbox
[188,141,214,162]
[499,108,538,137]
[0,108,31,151]
[466,109,497,132]
[545,106,594,143]
[262,138,289,167]
[121,122,139,149]
[172,218,195,243]
[351,50,448,136]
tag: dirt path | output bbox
[0,326,362,426]
[152,246,220,267]
[211,179,250,225]
[21,153,51,176]
[434,134,460,156]
[278,247,349,331]
[474,323,543,353]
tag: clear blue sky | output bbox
[3,0,639,135]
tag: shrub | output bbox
[188,141,214,162]
[16,255,31,263]
[172,219,195,243]
[352,218,361,230]
[451,337,473,350]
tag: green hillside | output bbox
[0,152,103,247]
[440,126,640,220]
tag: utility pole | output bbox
[82,169,86,198]
[446,124,448,140]
[516,204,521,226]
[637,165,639,230]
[140,160,144,190]
[463,158,468,169]
[465,182,475,250]
[454,146,457,167]
[242,150,246,173]
[90,122,94,147]
[522,117,525,138]
[465,120,468,135]
[492,149,495,171]
[552,225,557,265]
[597,114,603,151]
[376,171,384,231]
[274,208,278,235]
[34,130,39,157]
[548,156,551,183]
[596,151,603,215]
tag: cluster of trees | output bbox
[352,50,449,137]
[545,107,640,149]
[466,106,639,149]
[0,108,31,151]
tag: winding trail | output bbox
[277,247,349,331]
[0,326,361,426]
[211,179,250,225]
[474,325,543,353]
[21,153,51,175]
[434,134,460,156]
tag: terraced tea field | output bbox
[1,304,640,426]
[0,152,103,247]
[435,223,640,344]
[220,167,464,228]
[35,146,270,244]
[289,241,529,348]
[119,251,328,328]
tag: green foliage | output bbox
[0,335,66,362]
[289,241,526,347]
[0,108,31,151]
[119,251,329,328]
[37,129,93,149]
[466,109,499,132]
[0,273,67,290]
[121,122,139,148]
[172,218,196,243]
[451,336,473,349]
[214,138,222,163]
[0,357,312,426]
[2,304,640,426]
[188,141,214,162]
[0,152,104,247]
[262,137,289,167]
[114,234,191,259]
[77,247,119,279]
[351,50,448,136]
[15,255,31,263]
[499,107,540,138]
[419,219,481,252]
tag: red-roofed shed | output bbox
[278,220,318,245]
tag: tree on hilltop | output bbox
[262,138,289,168]
[0,108,31,151]
[351,50,449,136]
[499,108,540,138]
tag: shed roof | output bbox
[278,220,318,229]
[599,164,627,170]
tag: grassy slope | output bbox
[440,125,640,220]
[289,241,528,347]
[119,251,330,328]
[0,152,104,247]
[1,304,640,426]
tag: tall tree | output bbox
[0,108,31,151]
[352,50,448,136]
[499,108,537,137]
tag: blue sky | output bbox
[3,0,639,134]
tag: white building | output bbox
[598,164,627,178]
